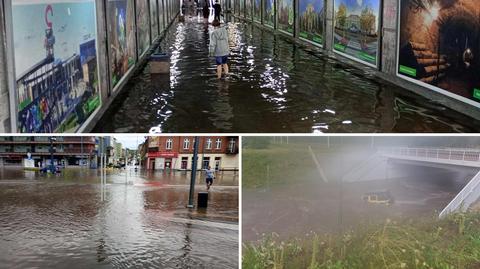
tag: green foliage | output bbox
[243,213,480,269]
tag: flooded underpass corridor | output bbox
[243,156,477,242]
[0,168,239,269]
[93,15,480,133]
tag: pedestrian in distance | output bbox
[202,3,209,23]
[209,19,230,79]
[213,0,222,21]
[205,166,215,190]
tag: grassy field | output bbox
[243,212,480,269]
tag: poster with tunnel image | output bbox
[11,0,101,133]
[299,0,325,45]
[263,0,275,27]
[253,0,262,22]
[106,0,136,90]
[277,0,294,34]
[150,0,159,38]
[397,0,480,106]
[136,0,151,58]
[333,0,380,67]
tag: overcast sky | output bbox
[114,136,147,149]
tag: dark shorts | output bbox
[215,55,228,65]
[206,177,214,185]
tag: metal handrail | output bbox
[439,170,480,218]
[379,147,480,163]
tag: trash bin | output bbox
[198,192,208,208]
[150,53,170,74]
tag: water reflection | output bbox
[0,168,238,268]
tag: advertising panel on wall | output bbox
[106,0,136,90]
[240,0,245,16]
[263,0,275,27]
[333,0,380,67]
[136,0,151,58]
[299,0,325,45]
[159,0,164,32]
[245,0,252,19]
[150,0,159,39]
[253,0,262,22]
[11,0,100,133]
[397,0,480,106]
[277,0,294,34]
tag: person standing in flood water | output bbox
[205,166,215,190]
[213,0,222,21]
[202,3,210,23]
[209,19,230,79]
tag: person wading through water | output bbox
[209,19,230,79]
[205,166,215,190]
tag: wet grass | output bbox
[242,144,324,188]
[243,212,480,269]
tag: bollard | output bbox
[150,52,170,74]
[198,192,209,208]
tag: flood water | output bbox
[0,168,239,269]
[94,14,480,133]
[242,161,476,242]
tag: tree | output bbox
[336,4,347,29]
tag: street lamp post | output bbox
[187,136,200,208]
[49,136,57,173]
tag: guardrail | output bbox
[439,170,480,218]
[379,147,480,163]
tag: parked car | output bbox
[362,190,393,205]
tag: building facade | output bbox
[0,136,97,167]
[145,136,239,171]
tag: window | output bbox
[206,138,212,149]
[181,157,188,169]
[228,138,236,152]
[183,138,190,149]
[215,138,222,149]
[166,138,173,150]
[203,157,210,169]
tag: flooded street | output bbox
[243,163,476,242]
[0,168,238,269]
[94,15,480,133]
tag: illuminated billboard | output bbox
[277,0,294,34]
[263,0,274,27]
[136,0,151,57]
[398,0,480,106]
[12,0,100,133]
[299,0,324,45]
[333,0,380,66]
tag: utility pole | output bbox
[187,136,200,208]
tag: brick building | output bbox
[145,136,239,171]
[0,136,97,167]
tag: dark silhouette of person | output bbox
[213,0,221,21]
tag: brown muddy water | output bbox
[242,162,476,242]
[93,15,480,133]
[0,168,238,269]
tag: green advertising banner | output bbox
[398,0,480,105]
